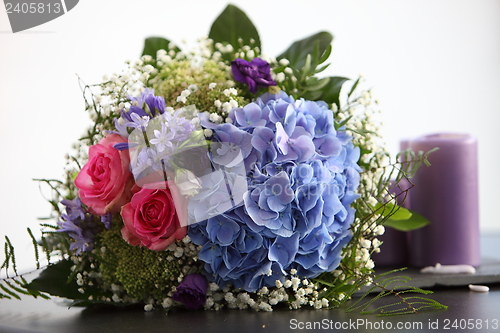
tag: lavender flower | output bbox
[101,213,112,229]
[145,92,166,116]
[119,91,198,186]
[58,198,103,255]
[112,118,130,138]
[231,58,276,94]
[127,88,155,108]
[125,112,150,130]
[162,109,194,141]
[149,122,175,152]
[60,198,85,221]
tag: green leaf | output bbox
[319,44,332,65]
[301,54,312,80]
[302,90,323,101]
[315,63,331,75]
[304,77,331,92]
[317,76,349,107]
[27,260,109,300]
[277,31,333,72]
[375,202,411,220]
[384,210,430,232]
[335,115,352,130]
[389,206,412,221]
[141,37,180,59]
[209,5,261,50]
[348,127,377,137]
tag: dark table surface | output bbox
[1,234,500,333]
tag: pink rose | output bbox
[74,134,134,216]
[120,181,188,251]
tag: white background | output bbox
[1,0,499,272]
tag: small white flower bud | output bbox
[204,129,213,137]
[276,72,285,82]
[279,58,290,66]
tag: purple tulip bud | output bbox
[172,273,208,309]
[231,58,277,94]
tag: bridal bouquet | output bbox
[1,5,442,313]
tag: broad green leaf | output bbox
[277,32,333,72]
[209,5,261,50]
[27,260,109,300]
[317,76,349,107]
[141,37,180,59]
[375,202,412,220]
[302,90,323,101]
[389,206,412,220]
[384,210,430,232]
[304,77,331,92]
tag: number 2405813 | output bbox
[443,319,498,330]
[5,2,62,14]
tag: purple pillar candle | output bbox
[408,133,480,267]
[372,141,412,267]
[372,178,410,267]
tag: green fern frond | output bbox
[0,230,52,301]
[346,272,447,316]
[39,223,59,229]
[0,283,21,300]
[41,236,52,265]
[27,228,41,270]
[3,236,18,275]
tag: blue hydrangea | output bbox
[188,92,361,291]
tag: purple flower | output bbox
[127,88,154,108]
[110,118,130,138]
[172,274,208,309]
[60,198,86,221]
[125,112,150,130]
[145,93,166,116]
[231,58,276,94]
[101,213,112,229]
[58,197,102,255]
